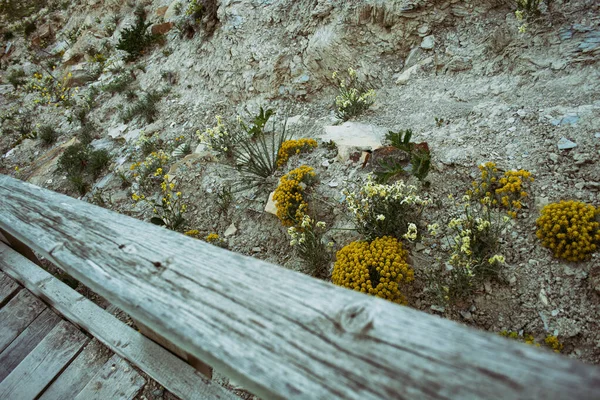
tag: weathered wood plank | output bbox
[0,320,88,399]
[73,354,145,400]
[39,339,112,400]
[0,308,61,382]
[0,242,238,400]
[0,288,46,352]
[1,175,599,399]
[0,270,20,306]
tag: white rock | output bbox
[321,122,386,162]
[107,123,128,139]
[321,160,330,168]
[265,191,277,215]
[539,288,549,306]
[557,137,577,150]
[395,57,433,85]
[224,223,237,237]
[328,181,339,188]
[420,35,435,50]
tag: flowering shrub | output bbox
[468,162,534,218]
[130,150,170,190]
[332,68,375,121]
[132,174,187,230]
[544,335,564,353]
[27,70,76,107]
[197,115,235,158]
[273,165,317,226]
[332,236,414,304]
[536,201,599,262]
[276,138,317,168]
[425,195,508,304]
[287,215,331,279]
[499,331,563,353]
[343,175,429,240]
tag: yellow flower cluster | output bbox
[544,335,563,353]
[129,150,170,182]
[468,162,533,218]
[273,165,316,226]
[332,236,414,304]
[205,233,220,243]
[498,330,540,347]
[28,70,76,107]
[184,229,201,238]
[276,139,318,168]
[536,200,599,262]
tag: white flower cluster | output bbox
[197,115,230,153]
[343,176,430,219]
[403,223,418,241]
[287,215,327,247]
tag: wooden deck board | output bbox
[0,289,46,352]
[0,320,88,399]
[0,308,62,382]
[0,270,20,306]
[73,354,146,400]
[39,339,113,400]
[0,242,239,400]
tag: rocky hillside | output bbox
[1,0,599,379]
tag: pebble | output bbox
[224,223,237,237]
[539,288,549,306]
[430,305,445,313]
[328,181,339,188]
[321,160,330,167]
[460,310,473,321]
[551,309,560,317]
[421,35,435,50]
[252,247,262,253]
[557,137,577,150]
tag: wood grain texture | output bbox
[39,339,112,400]
[0,242,238,400]
[0,288,46,352]
[0,270,19,306]
[0,320,88,399]
[73,354,145,400]
[0,308,61,382]
[1,175,599,399]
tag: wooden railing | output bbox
[0,174,599,399]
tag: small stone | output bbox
[156,6,168,16]
[265,191,277,215]
[252,247,262,253]
[551,309,560,317]
[460,310,472,321]
[224,223,237,237]
[509,275,517,286]
[595,132,600,139]
[484,282,492,294]
[328,181,339,188]
[548,153,559,163]
[151,22,174,35]
[415,243,426,252]
[421,35,435,50]
[539,288,549,306]
[557,137,577,150]
[321,160,330,168]
[430,305,445,313]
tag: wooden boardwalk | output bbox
[0,271,146,400]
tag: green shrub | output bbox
[121,90,164,123]
[332,68,375,121]
[7,68,26,89]
[57,143,111,193]
[38,125,59,146]
[116,8,156,61]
